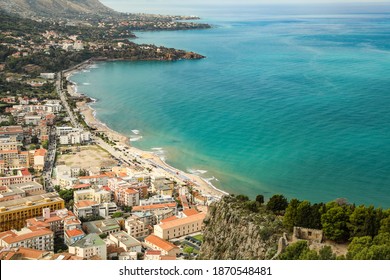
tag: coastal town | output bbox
[0,63,226,260]
[0,4,224,261]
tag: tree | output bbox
[58,189,74,205]
[42,140,49,149]
[318,246,336,260]
[347,233,390,260]
[379,212,390,234]
[236,194,249,202]
[244,200,258,212]
[122,206,132,213]
[31,135,39,144]
[99,233,108,239]
[184,246,194,254]
[279,241,311,260]
[255,195,264,205]
[308,203,324,230]
[112,212,123,218]
[295,200,313,228]
[266,194,288,214]
[78,169,88,176]
[283,198,300,231]
[349,205,379,238]
[321,203,351,243]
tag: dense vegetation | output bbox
[265,194,390,259]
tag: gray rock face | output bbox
[199,195,286,260]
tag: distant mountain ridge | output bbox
[0,0,117,18]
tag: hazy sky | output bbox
[101,0,390,14]
[102,0,388,4]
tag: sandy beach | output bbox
[64,65,227,199]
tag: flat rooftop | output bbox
[0,193,64,212]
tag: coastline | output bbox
[63,62,229,200]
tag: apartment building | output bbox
[109,231,142,253]
[114,187,139,207]
[73,200,100,218]
[124,217,149,239]
[33,148,47,171]
[0,226,54,251]
[0,168,33,187]
[83,218,122,236]
[0,193,65,231]
[56,126,90,145]
[74,188,111,204]
[26,208,81,237]
[0,126,24,142]
[68,233,107,260]
[64,228,86,246]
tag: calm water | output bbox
[72,4,390,207]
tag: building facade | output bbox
[0,226,54,251]
[153,212,206,240]
[68,233,107,260]
[0,193,65,231]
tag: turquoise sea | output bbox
[71,4,390,207]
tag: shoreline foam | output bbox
[64,62,229,199]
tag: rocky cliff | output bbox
[0,0,116,18]
[199,195,286,260]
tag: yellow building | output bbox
[0,193,65,231]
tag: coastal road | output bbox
[42,126,57,192]
[56,71,79,128]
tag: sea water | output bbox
[71,4,390,207]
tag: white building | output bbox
[56,127,90,145]
[40,73,56,79]
[73,200,100,218]
[44,100,62,113]
[109,231,142,253]
[140,195,175,206]
[33,148,47,171]
[55,165,79,188]
[68,233,107,260]
[99,202,118,218]
[74,188,111,204]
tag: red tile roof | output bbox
[16,247,48,259]
[144,235,178,252]
[20,168,31,176]
[160,216,178,223]
[72,183,91,189]
[160,256,177,260]
[65,229,85,238]
[182,209,199,217]
[34,148,47,157]
[74,200,99,208]
[145,250,162,256]
[0,227,53,244]
[159,213,206,230]
[124,188,138,194]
